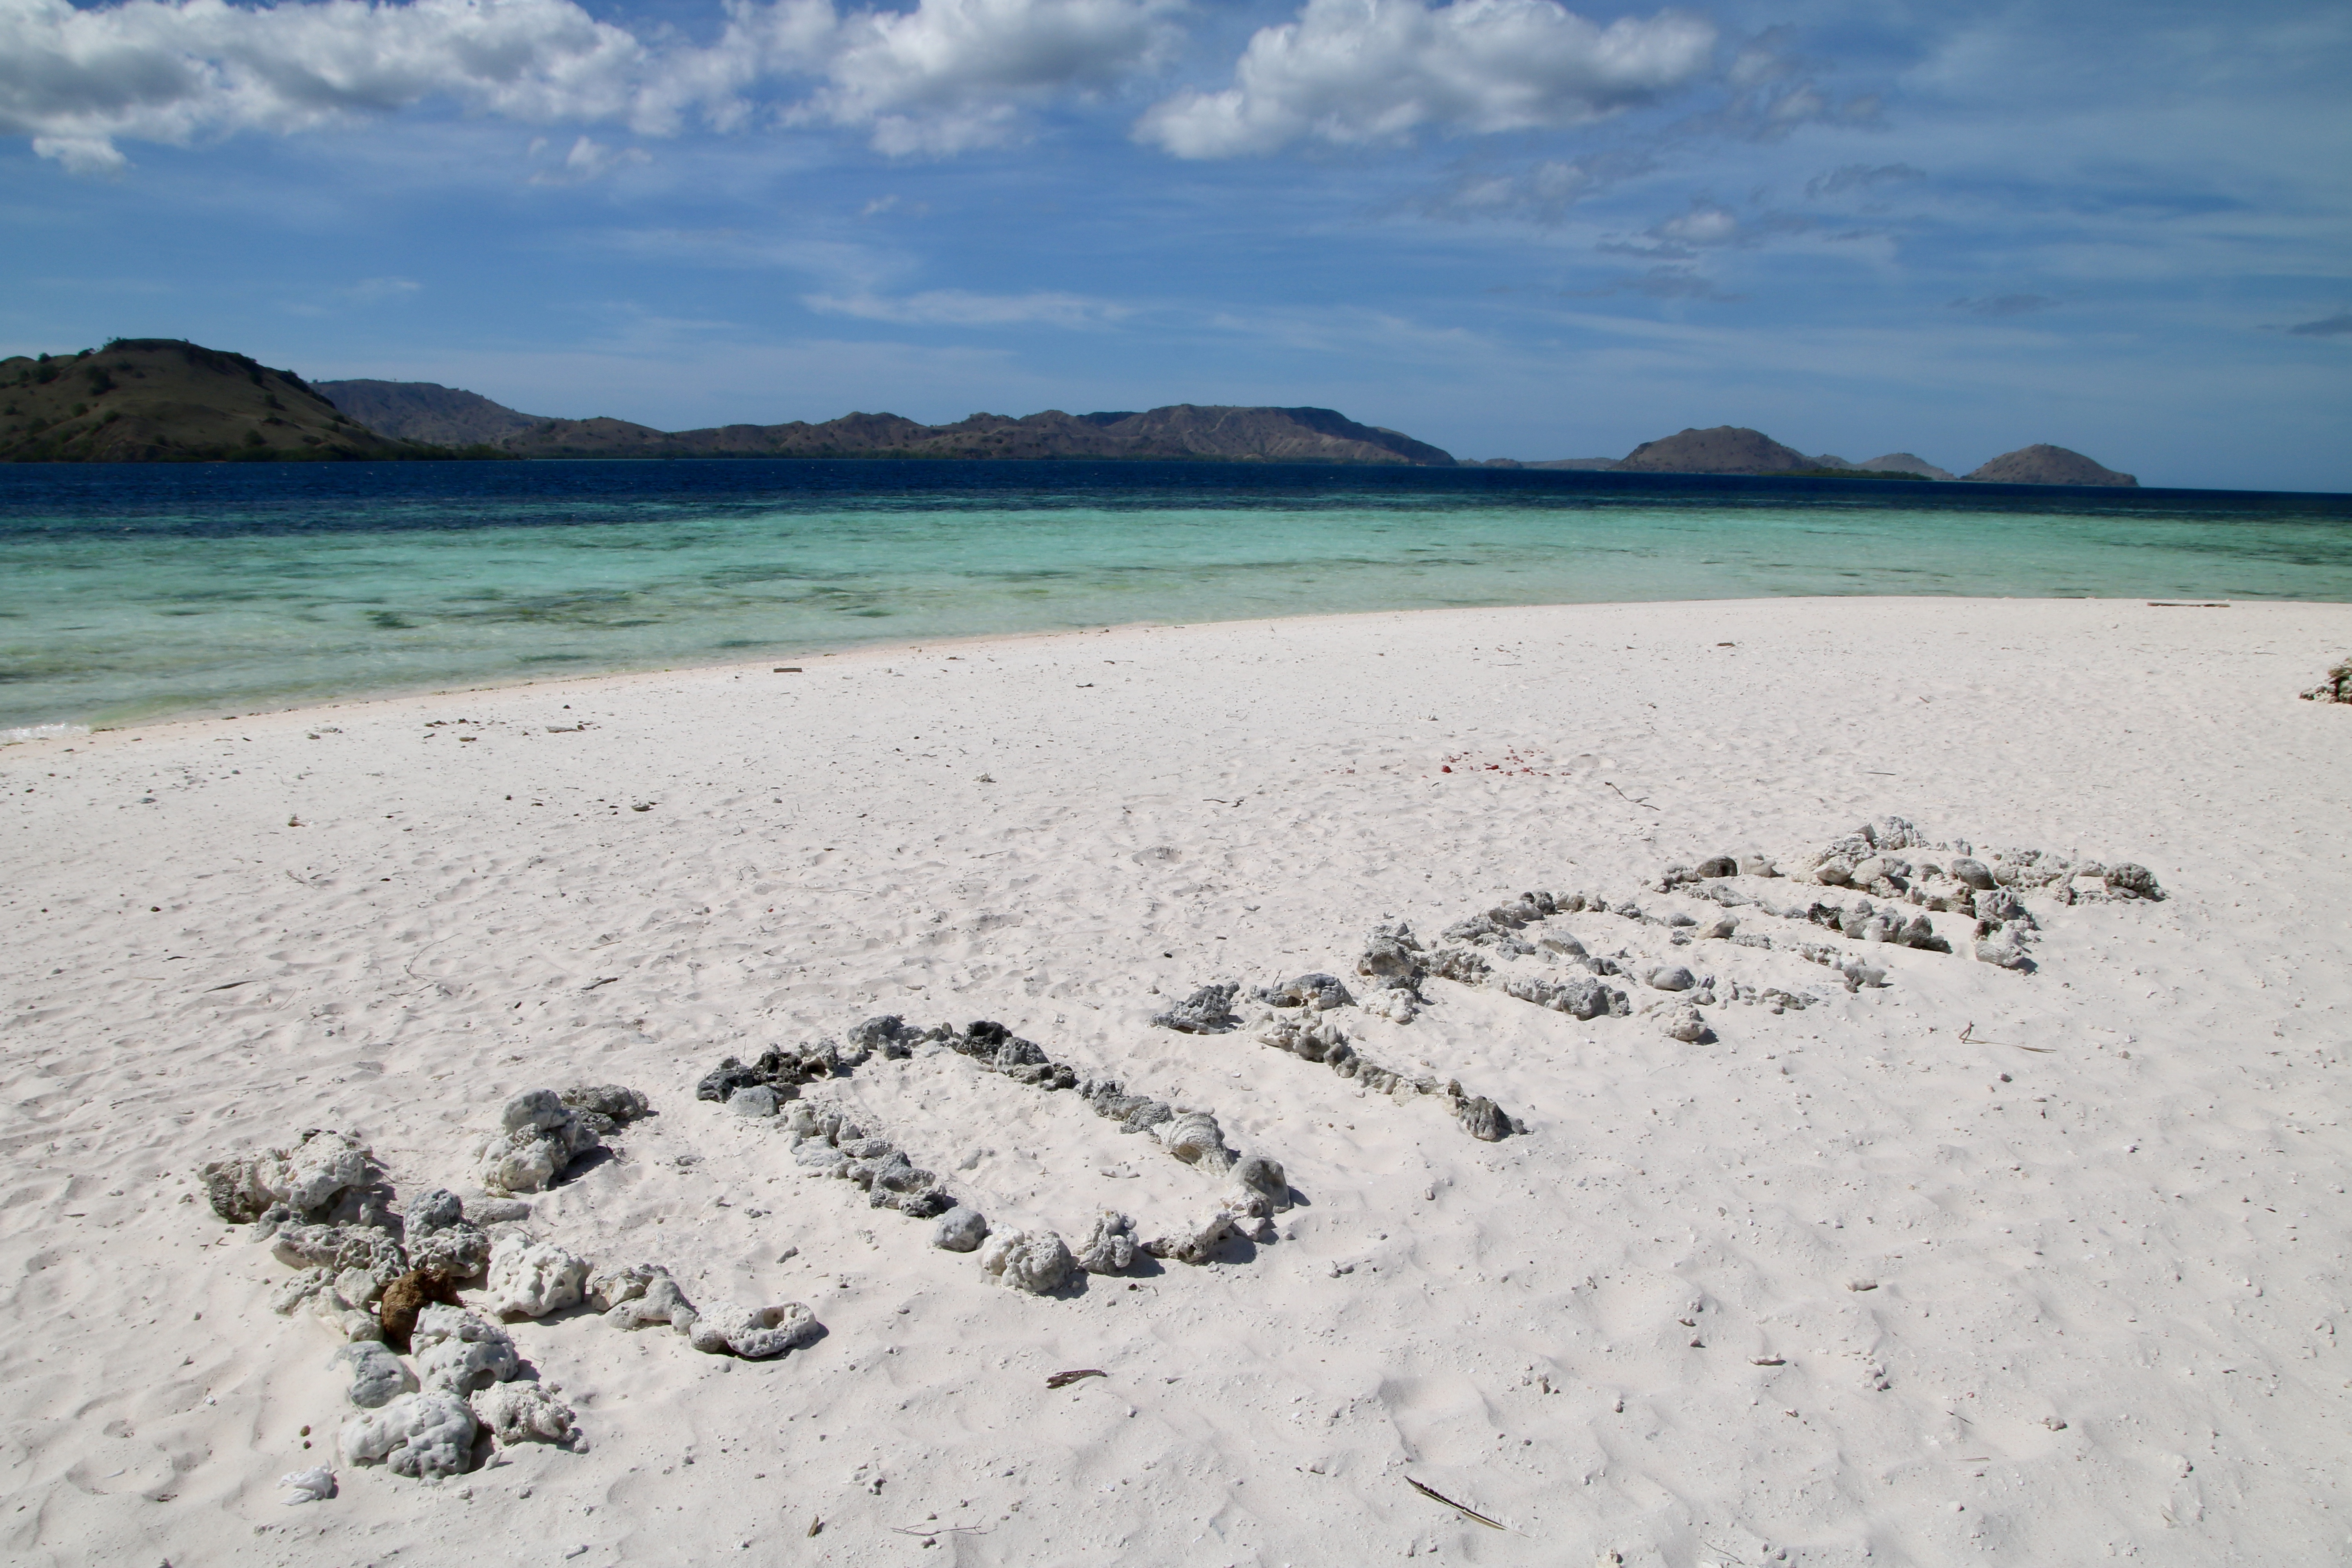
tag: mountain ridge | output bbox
[1507,425,2134,486]
[316,380,1457,465]
[2,341,485,463]
[2,348,2140,483]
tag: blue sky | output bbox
[4,0,2348,488]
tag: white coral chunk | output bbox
[584,1261,662,1311]
[602,1268,698,1332]
[482,1235,590,1319]
[1146,1210,1236,1265]
[410,1304,519,1393]
[332,1341,416,1408]
[1661,1003,1708,1043]
[687,1302,821,1358]
[1074,1211,1137,1274]
[339,1390,476,1481]
[274,1267,387,1343]
[201,1128,374,1223]
[470,1381,577,1445]
[280,1130,372,1216]
[475,1132,561,1196]
[976,1229,1073,1294]
[1258,1012,1347,1061]
[474,1089,599,1195]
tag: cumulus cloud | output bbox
[0,0,652,167]
[793,0,1180,154]
[803,287,1131,326]
[1134,0,1715,159]
[0,0,1175,172]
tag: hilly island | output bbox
[314,377,1454,465]
[4,338,2136,484]
[0,340,493,463]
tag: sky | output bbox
[3,0,2348,489]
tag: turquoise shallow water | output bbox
[3,459,2348,733]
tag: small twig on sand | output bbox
[582,976,618,991]
[1405,1476,1511,1532]
[892,1524,989,1540]
[1601,781,1660,811]
[1046,1368,1105,1389]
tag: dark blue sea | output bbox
[3,458,2347,734]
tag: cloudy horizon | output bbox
[4,0,2347,488]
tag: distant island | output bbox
[1480,426,2134,487]
[325,385,2138,485]
[2,340,2141,485]
[0,340,498,463]
[316,379,1455,466]
[1959,443,2140,486]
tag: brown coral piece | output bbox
[378,1269,466,1351]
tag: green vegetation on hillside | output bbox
[0,340,510,463]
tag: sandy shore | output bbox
[3,595,2348,1567]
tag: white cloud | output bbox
[0,0,1175,173]
[28,132,125,174]
[1443,158,1592,212]
[1135,0,1715,159]
[794,0,1180,154]
[1651,201,1737,245]
[528,132,652,183]
[803,287,1131,326]
[0,0,651,170]
[1417,151,1628,222]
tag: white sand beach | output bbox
[3,594,2348,1568]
